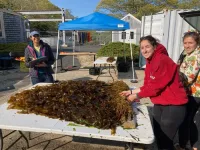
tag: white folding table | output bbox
[0,83,154,150]
[94,57,117,81]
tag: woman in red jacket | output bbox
[120,35,188,150]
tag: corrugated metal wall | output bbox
[141,13,165,41]
[140,10,194,67]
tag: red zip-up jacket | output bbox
[138,44,188,105]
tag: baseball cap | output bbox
[30,31,40,37]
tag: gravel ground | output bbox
[0,70,28,91]
[0,62,30,98]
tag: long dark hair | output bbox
[140,35,159,47]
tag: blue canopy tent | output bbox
[58,12,130,31]
[55,12,136,82]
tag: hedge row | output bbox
[0,43,27,53]
[97,42,140,61]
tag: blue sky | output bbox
[50,0,100,17]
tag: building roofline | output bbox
[121,13,141,23]
[0,9,22,16]
[15,10,63,15]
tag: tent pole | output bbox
[129,34,138,83]
[55,30,60,81]
[78,31,80,51]
[72,30,75,66]
[123,38,126,63]
[61,8,66,46]
[122,31,126,63]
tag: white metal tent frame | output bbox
[55,12,137,82]
[17,9,72,45]
[55,30,137,83]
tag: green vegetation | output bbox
[0,43,27,53]
[0,0,74,32]
[0,0,60,10]
[97,42,140,61]
[96,0,200,19]
[67,123,82,127]
[20,61,29,72]
[0,43,28,72]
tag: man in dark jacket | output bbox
[25,30,55,85]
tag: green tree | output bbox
[0,0,74,32]
[0,0,60,10]
[96,0,200,19]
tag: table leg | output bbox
[0,129,2,150]
[111,65,117,74]
[108,65,114,82]
[96,64,115,81]
[60,56,63,70]
[93,55,96,68]
[19,131,30,148]
[125,142,134,150]
[0,130,30,150]
[96,64,102,80]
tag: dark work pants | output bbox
[31,74,54,85]
[153,104,186,150]
[179,96,200,149]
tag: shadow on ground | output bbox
[118,67,143,80]
[0,61,29,93]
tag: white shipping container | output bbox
[141,9,194,65]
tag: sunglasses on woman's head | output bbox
[184,31,199,35]
[33,34,40,37]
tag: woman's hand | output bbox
[126,94,138,102]
[119,90,131,97]
[35,62,47,67]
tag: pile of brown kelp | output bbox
[8,80,134,129]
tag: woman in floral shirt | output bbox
[177,32,200,150]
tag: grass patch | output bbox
[20,61,29,72]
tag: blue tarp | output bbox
[58,12,130,31]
